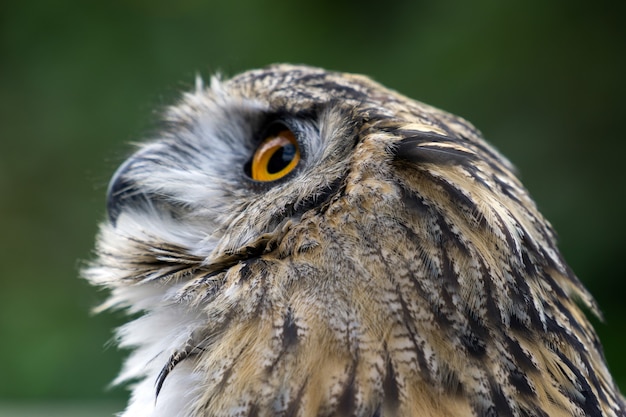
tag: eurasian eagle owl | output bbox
[85,64,625,417]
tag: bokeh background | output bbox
[1,0,625,415]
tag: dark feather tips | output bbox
[392,132,475,166]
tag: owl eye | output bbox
[250,129,301,181]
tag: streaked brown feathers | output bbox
[85,65,625,417]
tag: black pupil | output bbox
[267,144,296,174]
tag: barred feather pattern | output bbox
[85,65,626,417]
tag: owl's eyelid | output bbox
[256,114,313,144]
[257,119,291,140]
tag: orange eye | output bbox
[250,129,300,181]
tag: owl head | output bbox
[85,65,625,417]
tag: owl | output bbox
[85,64,625,417]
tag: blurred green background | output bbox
[1,0,625,415]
